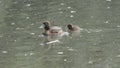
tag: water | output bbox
[0,0,120,68]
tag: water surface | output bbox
[0,0,120,68]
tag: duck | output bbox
[41,21,69,44]
[42,21,64,37]
[67,24,80,34]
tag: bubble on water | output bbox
[24,53,27,56]
[11,23,15,25]
[67,6,71,9]
[30,52,34,56]
[26,4,31,6]
[14,40,17,42]
[30,33,35,35]
[70,11,76,13]
[106,0,111,2]
[116,55,120,58]
[68,48,74,51]
[26,17,30,19]
[104,21,109,23]
[88,60,94,64]
[60,3,64,5]
[70,15,74,18]
[57,52,63,55]
[107,6,111,9]
[117,25,120,28]
[64,59,67,61]
[2,51,8,54]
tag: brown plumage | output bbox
[42,21,63,36]
[67,24,80,33]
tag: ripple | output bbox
[117,25,120,28]
[104,21,109,23]
[30,33,35,35]
[67,6,72,9]
[116,55,120,58]
[70,10,76,13]
[70,15,74,18]
[2,51,8,54]
[106,0,112,2]
[26,4,31,7]
[107,6,111,9]
[88,60,94,64]
[30,52,34,56]
[11,23,15,25]
[60,3,64,6]
[57,52,64,55]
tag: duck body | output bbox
[67,24,80,33]
[42,21,66,42]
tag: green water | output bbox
[0,0,120,68]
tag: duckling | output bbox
[42,21,63,36]
[67,24,80,34]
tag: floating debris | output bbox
[60,3,64,5]
[26,4,31,7]
[57,52,64,55]
[70,11,76,13]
